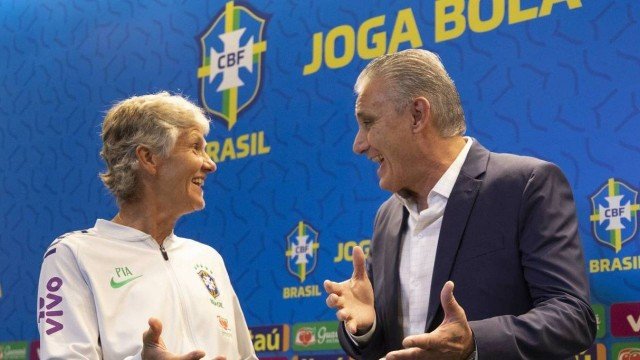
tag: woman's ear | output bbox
[136,145,159,175]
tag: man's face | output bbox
[353,78,416,193]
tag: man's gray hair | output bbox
[355,48,466,137]
[99,92,210,203]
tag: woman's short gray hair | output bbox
[99,92,210,203]
[355,48,466,137]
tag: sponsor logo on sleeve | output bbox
[38,277,64,335]
[217,315,232,338]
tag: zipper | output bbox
[157,242,201,351]
[159,244,169,261]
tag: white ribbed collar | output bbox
[94,219,176,245]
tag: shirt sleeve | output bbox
[231,288,258,360]
[37,239,102,360]
[345,316,377,345]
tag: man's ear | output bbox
[411,97,431,133]
[136,145,159,175]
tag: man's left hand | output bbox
[385,281,474,360]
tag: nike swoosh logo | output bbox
[110,275,143,289]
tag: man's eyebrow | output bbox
[356,111,375,121]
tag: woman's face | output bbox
[154,126,216,215]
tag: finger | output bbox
[323,280,343,296]
[385,347,423,360]
[325,293,343,308]
[345,319,359,335]
[176,350,206,360]
[441,281,463,320]
[336,309,351,322]
[351,246,367,280]
[212,357,226,360]
[143,317,162,345]
[402,333,437,349]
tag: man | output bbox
[324,49,596,359]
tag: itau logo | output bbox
[590,178,640,253]
[197,1,268,130]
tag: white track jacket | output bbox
[37,219,257,360]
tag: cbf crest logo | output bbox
[285,221,319,283]
[197,1,268,130]
[590,178,640,253]
[194,264,222,305]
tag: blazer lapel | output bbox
[424,140,489,331]
[378,199,407,349]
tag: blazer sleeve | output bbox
[469,162,596,359]
[337,207,389,360]
[37,239,102,360]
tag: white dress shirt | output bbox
[350,137,473,345]
[395,137,473,337]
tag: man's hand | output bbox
[141,318,211,360]
[323,246,375,335]
[385,281,474,360]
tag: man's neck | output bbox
[406,136,467,212]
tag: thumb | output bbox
[351,246,367,280]
[143,317,163,345]
[441,281,464,321]
[177,350,206,360]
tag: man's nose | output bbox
[352,129,368,155]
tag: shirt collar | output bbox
[395,137,473,212]
[94,219,175,244]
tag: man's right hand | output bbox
[141,318,209,360]
[323,246,375,335]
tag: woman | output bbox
[37,92,257,360]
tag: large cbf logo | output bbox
[590,178,640,253]
[285,221,319,283]
[197,1,267,130]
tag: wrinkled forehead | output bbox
[355,77,393,111]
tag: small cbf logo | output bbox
[197,1,268,130]
[194,264,224,308]
[286,221,319,283]
[590,178,640,253]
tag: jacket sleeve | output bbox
[469,162,596,359]
[231,287,258,360]
[37,238,102,360]
[337,207,389,360]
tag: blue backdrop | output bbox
[1,0,638,359]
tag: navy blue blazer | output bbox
[339,140,596,360]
